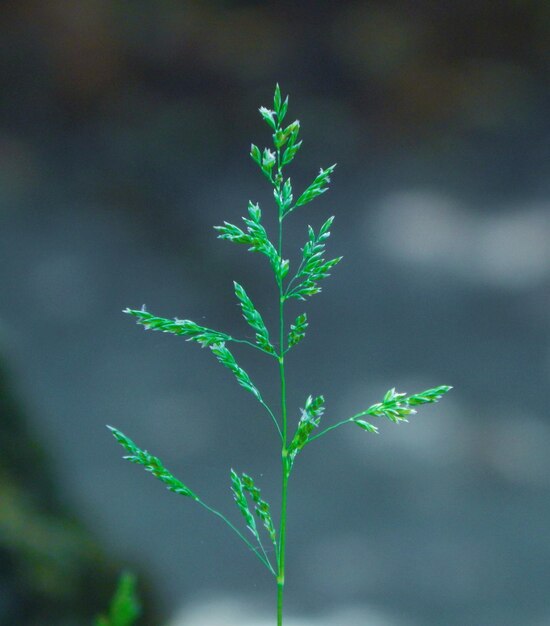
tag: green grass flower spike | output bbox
[109,84,452,626]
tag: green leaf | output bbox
[231,469,259,541]
[288,395,325,462]
[272,84,290,122]
[383,387,407,404]
[214,221,253,245]
[233,282,275,354]
[288,313,308,348]
[241,473,277,548]
[354,420,379,434]
[274,178,293,215]
[271,121,299,168]
[108,427,198,499]
[273,83,288,124]
[274,119,300,150]
[259,106,276,130]
[125,308,230,347]
[250,143,261,166]
[362,386,452,424]
[278,258,290,281]
[273,84,282,117]
[95,572,141,626]
[262,148,276,172]
[273,130,286,149]
[366,390,416,423]
[285,120,300,139]
[210,342,263,402]
[282,138,302,166]
[407,385,453,406]
[215,202,285,278]
[279,96,289,122]
[319,214,335,237]
[294,164,336,209]
[286,217,342,301]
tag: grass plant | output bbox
[109,85,451,625]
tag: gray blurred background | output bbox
[1,1,549,625]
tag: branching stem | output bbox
[228,336,277,356]
[261,399,284,441]
[283,257,306,297]
[306,406,382,445]
[197,498,276,576]
[305,417,354,445]
[111,85,452,626]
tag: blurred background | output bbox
[1,1,549,624]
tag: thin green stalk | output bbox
[276,144,288,626]
[276,314,288,623]
[277,462,289,626]
[305,417,353,445]
[260,399,284,441]
[229,336,277,356]
[197,498,276,576]
[306,386,455,445]
[283,256,305,297]
[309,403,386,444]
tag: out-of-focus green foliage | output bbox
[95,573,141,626]
[0,363,158,625]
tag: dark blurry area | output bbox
[0,1,549,625]
[0,361,159,625]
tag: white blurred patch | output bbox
[303,531,380,596]
[371,191,550,289]
[168,595,410,626]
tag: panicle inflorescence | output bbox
[234,281,275,354]
[286,216,342,301]
[108,427,198,500]
[231,469,259,539]
[210,342,263,402]
[288,395,325,462]
[241,473,277,549]
[109,84,452,623]
[125,308,230,347]
[295,165,336,208]
[215,201,289,282]
[287,313,308,349]
[351,385,453,433]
